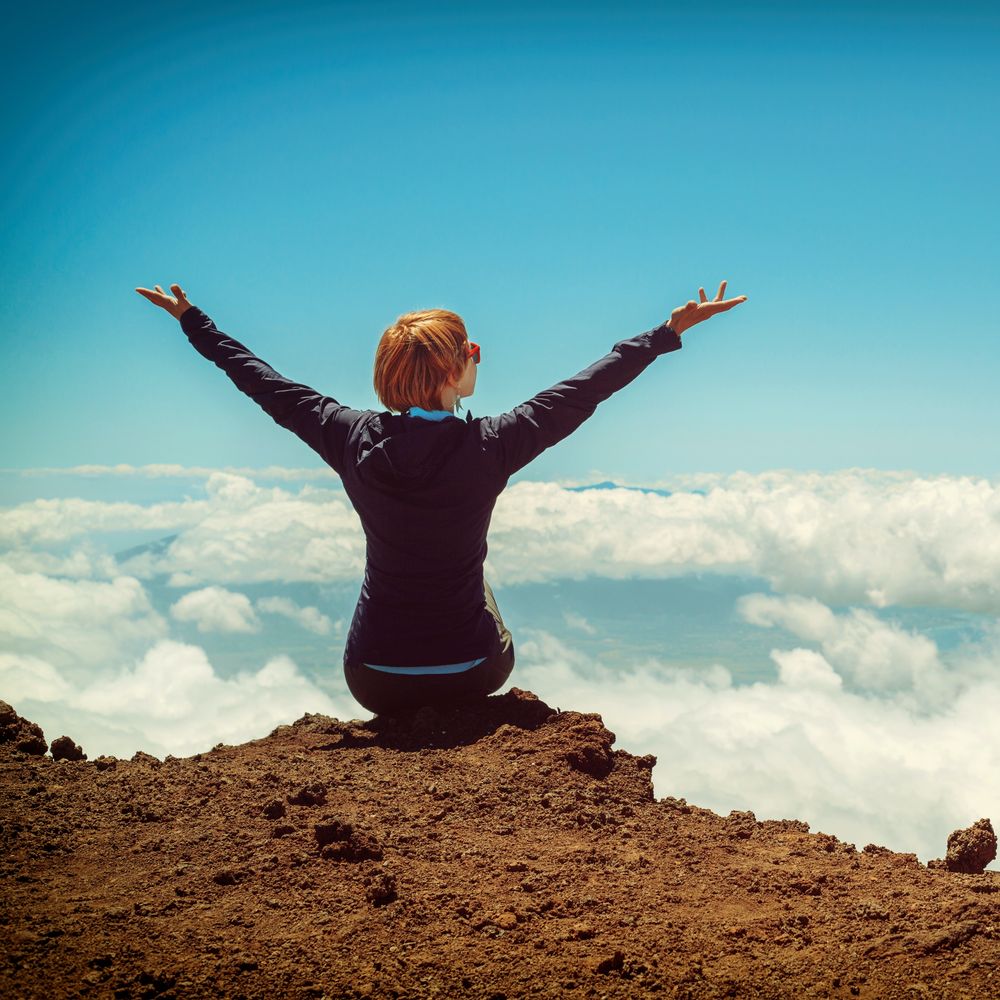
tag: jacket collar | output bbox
[406,406,472,423]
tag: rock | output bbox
[863,843,891,855]
[314,818,382,862]
[288,782,327,806]
[50,736,87,762]
[314,819,354,847]
[726,810,758,840]
[944,818,997,874]
[93,756,118,771]
[365,870,397,907]
[0,701,48,756]
[262,799,286,820]
[130,751,161,768]
[559,715,615,778]
[592,950,625,975]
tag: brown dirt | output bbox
[1,690,998,999]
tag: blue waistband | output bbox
[361,656,487,675]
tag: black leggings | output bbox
[343,577,515,716]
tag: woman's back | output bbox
[340,408,508,668]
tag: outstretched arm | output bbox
[487,280,747,479]
[135,283,366,476]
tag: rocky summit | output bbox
[0,693,997,999]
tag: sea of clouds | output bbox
[2,465,999,866]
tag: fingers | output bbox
[699,287,707,303]
[170,283,188,301]
[717,280,727,301]
[717,296,748,311]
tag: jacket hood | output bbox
[355,410,474,488]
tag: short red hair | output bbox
[373,308,469,413]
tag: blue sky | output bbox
[2,0,998,478]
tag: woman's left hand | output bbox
[135,282,194,320]
[667,280,747,336]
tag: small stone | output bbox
[288,782,327,807]
[592,950,625,975]
[314,819,353,847]
[365,871,397,906]
[262,800,286,820]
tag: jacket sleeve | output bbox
[179,306,367,476]
[484,321,682,479]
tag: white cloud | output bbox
[509,624,1000,868]
[256,596,333,635]
[127,474,364,586]
[0,653,73,702]
[0,564,167,671]
[562,611,597,634]
[170,586,261,633]
[737,593,954,704]
[0,494,211,547]
[771,648,844,692]
[7,639,355,759]
[486,471,1000,612]
[0,543,120,579]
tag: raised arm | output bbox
[135,283,366,475]
[485,321,681,479]
[486,280,747,479]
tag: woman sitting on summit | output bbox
[136,280,747,715]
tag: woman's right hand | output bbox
[135,282,194,320]
[668,280,747,336]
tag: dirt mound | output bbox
[1,690,998,998]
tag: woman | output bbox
[136,280,747,715]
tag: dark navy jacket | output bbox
[179,306,682,669]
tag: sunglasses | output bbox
[466,341,481,365]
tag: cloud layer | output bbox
[488,471,1000,612]
[6,468,1000,612]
